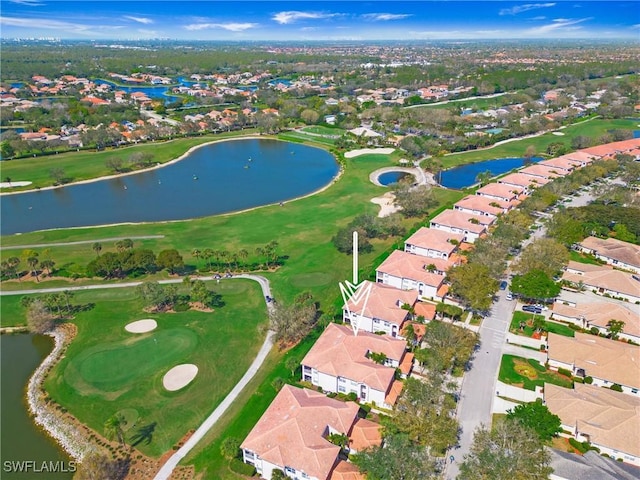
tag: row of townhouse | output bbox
[239,138,640,479]
[534,138,640,467]
[543,333,640,466]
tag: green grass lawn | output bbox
[300,126,346,136]
[510,311,575,338]
[569,249,603,266]
[0,131,252,191]
[499,354,573,391]
[34,279,267,457]
[440,118,639,168]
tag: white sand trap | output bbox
[125,319,157,333]
[371,192,401,218]
[0,181,33,188]
[552,132,565,136]
[344,148,395,158]
[163,364,198,391]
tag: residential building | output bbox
[546,332,640,397]
[343,281,418,338]
[539,157,581,174]
[376,250,449,299]
[551,301,640,344]
[519,164,565,179]
[475,183,524,202]
[453,195,511,218]
[575,237,640,274]
[403,227,464,259]
[562,261,640,303]
[549,449,640,480]
[301,323,413,409]
[544,383,640,467]
[241,385,369,480]
[429,209,493,243]
[581,138,640,160]
[498,172,551,190]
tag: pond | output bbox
[1,139,339,235]
[439,157,543,189]
[378,171,411,186]
[1,334,73,479]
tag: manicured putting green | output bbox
[65,328,198,395]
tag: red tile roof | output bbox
[346,281,417,327]
[376,250,449,287]
[241,385,359,480]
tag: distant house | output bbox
[241,385,378,480]
[562,261,640,303]
[547,332,640,397]
[575,237,640,274]
[544,383,640,467]
[376,250,450,299]
[429,209,493,243]
[301,323,412,409]
[348,126,381,138]
[343,280,418,338]
[551,301,640,344]
[404,227,464,259]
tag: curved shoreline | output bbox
[0,135,268,197]
[26,324,91,461]
[2,140,344,237]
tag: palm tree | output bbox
[219,250,230,270]
[104,413,127,446]
[191,249,201,270]
[5,257,21,281]
[238,249,249,270]
[202,248,214,271]
[255,247,265,269]
[92,242,102,257]
[40,259,55,276]
[27,256,39,282]
[61,290,74,315]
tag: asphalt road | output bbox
[445,177,613,478]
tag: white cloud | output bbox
[0,16,126,36]
[123,16,153,25]
[272,11,338,25]
[500,3,556,16]
[524,17,591,35]
[630,24,640,30]
[362,13,412,21]
[184,22,257,32]
[8,0,44,6]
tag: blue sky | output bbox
[1,1,639,41]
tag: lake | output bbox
[439,157,543,189]
[1,139,339,235]
[0,334,73,479]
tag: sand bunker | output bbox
[125,319,157,333]
[344,148,395,158]
[0,181,33,188]
[163,364,198,391]
[371,192,401,218]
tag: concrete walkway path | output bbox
[2,273,276,480]
[0,235,165,251]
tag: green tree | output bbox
[92,242,102,257]
[458,419,552,480]
[190,279,215,307]
[269,292,318,348]
[157,249,184,274]
[352,434,438,480]
[104,413,127,446]
[392,183,437,218]
[220,437,241,460]
[606,319,625,340]
[514,238,569,277]
[510,270,560,302]
[136,281,177,311]
[285,356,299,377]
[506,400,561,441]
[475,170,493,187]
[447,263,498,312]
